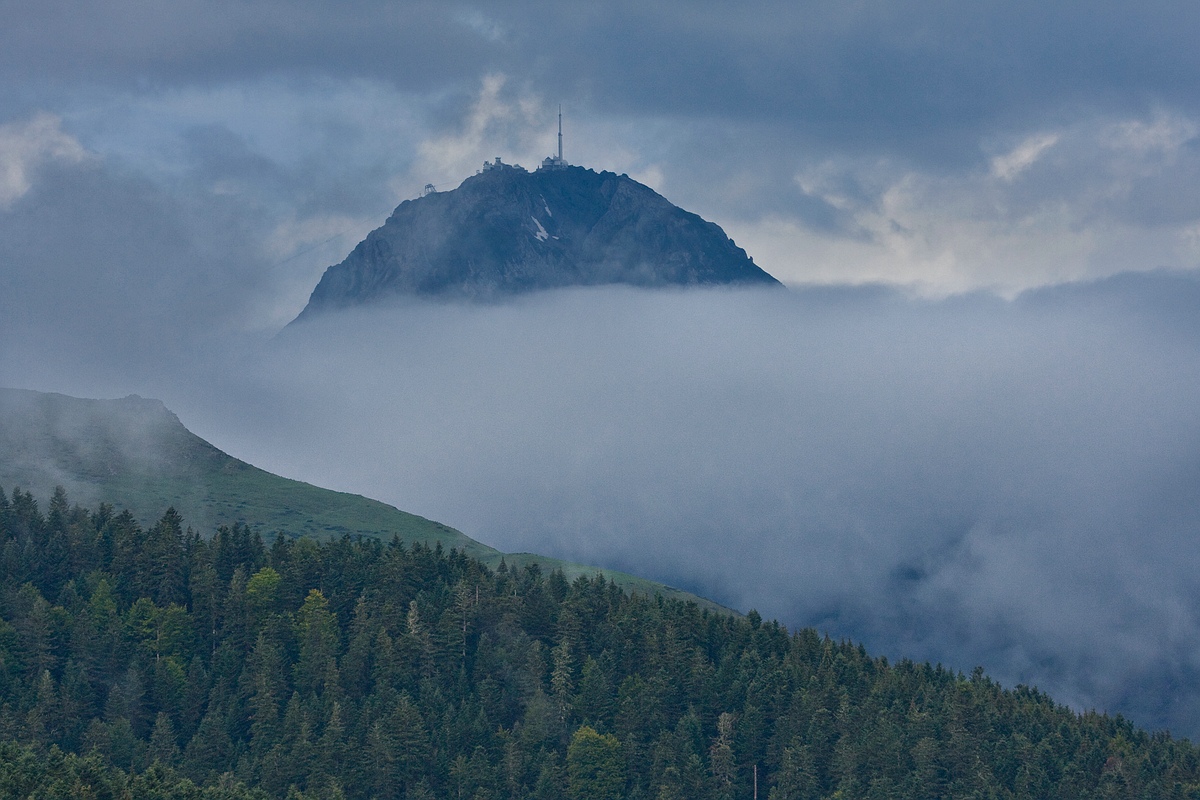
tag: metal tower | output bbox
[538,107,568,171]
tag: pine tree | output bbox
[770,743,819,800]
[148,711,180,766]
[551,638,574,736]
[247,633,285,756]
[294,590,339,698]
[138,508,185,605]
[709,711,737,800]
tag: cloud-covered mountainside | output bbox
[295,164,778,320]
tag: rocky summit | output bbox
[293,162,780,321]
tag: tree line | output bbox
[1,485,1198,799]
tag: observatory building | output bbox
[475,109,569,175]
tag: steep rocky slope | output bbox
[295,164,778,319]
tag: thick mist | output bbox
[123,279,1198,737]
[6,277,1200,736]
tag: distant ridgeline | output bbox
[2,490,1200,799]
[293,156,779,321]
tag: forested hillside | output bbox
[1,486,1198,799]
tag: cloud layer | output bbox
[9,270,1200,735]
[251,281,1200,737]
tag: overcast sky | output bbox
[5,1,1200,738]
[4,1,1200,310]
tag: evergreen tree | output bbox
[148,710,180,766]
[567,725,625,800]
[294,590,338,699]
[709,712,737,800]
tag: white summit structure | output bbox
[539,107,568,171]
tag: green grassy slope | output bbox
[0,387,729,612]
[0,388,493,557]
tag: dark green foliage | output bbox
[1,487,1200,799]
[0,739,267,798]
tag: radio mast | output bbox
[538,106,568,171]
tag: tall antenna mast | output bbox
[539,106,568,171]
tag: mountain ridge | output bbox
[295,164,779,321]
[0,386,731,612]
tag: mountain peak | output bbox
[293,164,779,321]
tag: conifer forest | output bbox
[1,486,1198,799]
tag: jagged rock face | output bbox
[294,165,779,320]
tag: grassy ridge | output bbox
[0,387,730,612]
[0,388,495,557]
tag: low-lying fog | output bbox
[6,276,1200,737]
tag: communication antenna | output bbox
[538,107,568,171]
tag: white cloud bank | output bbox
[725,111,1200,296]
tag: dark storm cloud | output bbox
[0,1,490,91]
[5,1,1199,164]
[517,1,1200,164]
